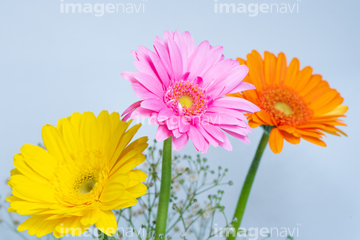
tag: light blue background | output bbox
[0,0,359,239]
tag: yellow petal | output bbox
[80,112,99,151]
[80,207,102,226]
[100,173,129,202]
[127,170,148,188]
[61,118,82,154]
[42,124,69,161]
[20,144,57,179]
[95,210,117,236]
[97,110,112,151]
[109,123,142,167]
[126,183,147,198]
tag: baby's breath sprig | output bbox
[117,140,233,240]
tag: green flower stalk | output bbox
[227,127,270,240]
[155,137,173,240]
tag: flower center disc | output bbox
[178,95,194,108]
[274,102,293,115]
[79,178,96,194]
[259,87,312,125]
[165,81,207,116]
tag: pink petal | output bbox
[134,72,164,98]
[154,40,173,78]
[206,106,247,121]
[156,125,172,142]
[193,76,203,86]
[158,107,175,122]
[207,64,248,97]
[132,83,159,99]
[202,59,236,88]
[178,117,190,133]
[188,41,210,80]
[195,123,219,147]
[148,51,170,88]
[141,99,166,112]
[182,31,196,56]
[199,45,224,76]
[220,125,249,136]
[228,82,256,94]
[168,38,183,81]
[149,113,159,124]
[172,133,188,151]
[122,100,142,117]
[204,112,241,125]
[122,112,133,121]
[212,97,260,113]
[131,107,154,119]
[166,117,179,130]
[188,125,206,152]
[134,61,162,85]
[121,71,137,83]
[223,129,250,144]
[218,134,233,151]
[173,31,189,72]
[172,128,181,138]
[202,124,226,143]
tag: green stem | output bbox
[227,131,269,240]
[155,137,172,240]
[97,229,109,240]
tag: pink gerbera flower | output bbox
[122,31,260,153]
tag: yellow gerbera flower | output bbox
[6,111,148,238]
[229,50,348,154]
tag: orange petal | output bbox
[280,130,300,144]
[299,74,322,97]
[302,136,326,147]
[269,128,284,154]
[275,52,287,86]
[277,125,296,133]
[259,110,276,126]
[248,120,262,128]
[309,90,342,113]
[264,51,277,86]
[293,66,313,92]
[236,57,246,65]
[296,129,323,138]
[284,57,300,88]
[303,81,330,102]
[248,54,266,89]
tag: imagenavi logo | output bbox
[214,0,301,17]
[60,0,147,17]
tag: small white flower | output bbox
[189,173,198,182]
[202,211,211,219]
[173,183,181,191]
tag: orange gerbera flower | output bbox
[228,50,348,154]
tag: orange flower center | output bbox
[165,81,208,116]
[259,87,312,125]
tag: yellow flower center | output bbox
[165,81,208,116]
[178,94,194,108]
[54,150,109,205]
[78,178,96,194]
[274,102,293,115]
[259,87,312,126]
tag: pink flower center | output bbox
[165,81,208,116]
